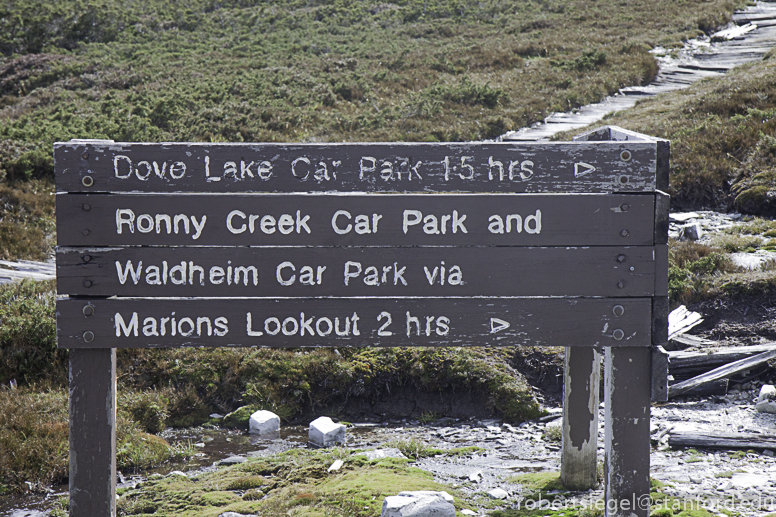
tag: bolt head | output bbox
[83,305,94,316]
[82,229,90,236]
[81,151,89,160]
[83,331,95,343]
[620,230,629,237]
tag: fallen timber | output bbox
[667,349,776,399]
[668,431,776,451]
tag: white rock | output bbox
[248,410,280,437]
[219,513,257,517]
[328,459,344,472]
[756,400,776,414]
[461,510,476,516]
[670,212,700,223]
[468,471,482,483]
[381,491,456,517]
[308,416,346,447]
[487,488,509,500]
[758,385,776,402]
[398,491,454,502]
[356,448,408,460]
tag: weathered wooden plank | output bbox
[69,348,116,517]
[56,297,653,349]
[668,343,776,371]
[56,193,656,247]
[604,347,651,517]
[667,349,776,398]
[668,431,776,451]
[561,347,601,490]
[651,345,669,402]
[54,141,658,194]
[57,246,658,298]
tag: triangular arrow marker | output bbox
[490,318,510,334]
[574,162,596,177]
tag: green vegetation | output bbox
[112,447,475,516]
[563,52,776,217]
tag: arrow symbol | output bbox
[490,318,510,334]
[574,162,596,177]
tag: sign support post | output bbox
[68,348,116,517]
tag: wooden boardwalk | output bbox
[503,2,776,141]
[0,259,55,284]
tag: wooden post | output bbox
[561,346,601,490]
[69,348,116,517]
[604,346,651,517]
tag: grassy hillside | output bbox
[564,50,776,216]
[0,0,747,258]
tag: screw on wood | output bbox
[620,204,629,211]
[82,203,91,211]
[82,229,90,236]
[82,331,95,342]
[82,255,91,263]
[612,329,625,340]
[81,151,89,160]
[83,305,94,316]
[620,150,632,161]
[612,305,625,317]
[617,254,626,263]
[620,230,629,237]
[82,176,94,187]
[617,280,626,289]
[618,175,629,185]
[83,280,93,288]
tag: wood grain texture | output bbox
[56,297,652,349]
[54,141,658,194]
[668,431,776,450]
[56,193,656,247]
[57,245,658,298]
[69,348,116,517]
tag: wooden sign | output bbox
[57,297,652,349]
[56,127,670,517]
[57,245,660,298]
[54,141,659,193]
[57,193,654,247]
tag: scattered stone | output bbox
[468,471,482,483]
[461,510,477,516]
[167,471,187,477]
[670,212,700,223]
[309,416,346,447]
[328,459,344,472]
[356,448,408,460]
[217,455,247,465]
[756,384,776,414]
[679,222,703,241]
[249,410,281,437]
[487,488,509,500]
[210,413,224,419]
[381,491,455,517]
[219,513,257,517]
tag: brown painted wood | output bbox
[54,141,658,193]
[69,348,116,517]
[56,297,653,349]
[56,193,656,247]
[57,245,658,298]
[604,346,651,517]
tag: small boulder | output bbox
[309,416,346,447]
[219,513,258,517]
[756,384,776,414]
[249,410,280,437]
[381,491,455,517]
[488,488,508,500]
[679,222,703,241]
[217,455,247,466]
